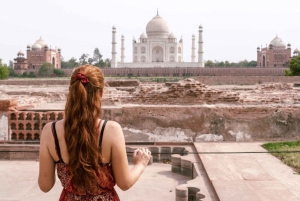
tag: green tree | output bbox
[248,60,257,67]
[69,57,79,68]
[7,67,17,77]
[238,59,248,67]
[0,59,9,79]
[93,48,103,65]
[285,69,292,76]
[22,72,28,77]
[38,62,54,77]
[104,58,111,67]
[28,72,36,78]
[289,55,300,76]
[53,68,65,77]
[79,54,89,65]
[205,60,214,67]
[62,57,79,68]
[61,60,69,68]
[88,58,94,64]
[9,60,13,68]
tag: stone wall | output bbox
[8,111,64,140]
[1,76,300,86]
[196,76,300,85]
[0,79,69,85]
[63,67,286,77]
[102,106,300,142]
[6,106,300,142]
[106,80,140,87]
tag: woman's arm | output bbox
[109,121,151,191]
[38,123,56,192]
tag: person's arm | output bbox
[109,122,151,191]
[38,123,56,192]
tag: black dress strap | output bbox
[99,120,108,151]
[51,122,63,163]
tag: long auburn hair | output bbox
[64,65,106,194]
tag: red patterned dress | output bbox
[52,120,120,201]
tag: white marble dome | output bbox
[36,37,47,48]
[140,32,147,39]
[294,48,300,54]
[17,50,24,55]
[32,43,42,51]
[146,14,170,38]
[270,36,286,48]
[168,32,176,39]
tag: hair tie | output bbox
[75,72,89,85]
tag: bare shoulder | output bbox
[41,122,53,139]
[106,120,122,130]
[105,120,124,140]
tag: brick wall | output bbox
[1,76,300,86]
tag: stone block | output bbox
[171,155,181,173]
[160,147,171,162]
[148,147,160,162]
[181,159,193,178]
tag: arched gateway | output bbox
[152,46,164,62]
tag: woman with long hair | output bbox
[38,65,151,200]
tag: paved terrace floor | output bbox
[194,142,300,201]
[0,162,191,201]
[0,142,300,201]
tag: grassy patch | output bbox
[262,141,300,173]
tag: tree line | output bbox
[2,55,300,79]
[61,48,110,68]
[205,60,257,67]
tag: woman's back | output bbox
[38,65,151,200]
[50,120,119,200]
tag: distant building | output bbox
[111,12,204,68]
[257,36,299,67]
[14,37,61,74]
[293,48,300,58]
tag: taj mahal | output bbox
[110,12,204,68]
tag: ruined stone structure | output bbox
[2,78,300,142]
[0,99,18,112]
[257,35,299,67]
[13,37,61,75]
[106,79,240,105]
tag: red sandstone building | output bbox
[14,37,61,74]
[257,36,299,68]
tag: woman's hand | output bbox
[133,148,151,167]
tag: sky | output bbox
[0,0,299,65]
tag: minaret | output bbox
[111,26,117,68]
[191,34,196,62]
[121,35,125,63]
[198,25,204,67]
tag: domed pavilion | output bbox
[14,37,61,74]
[257,35,293,68]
